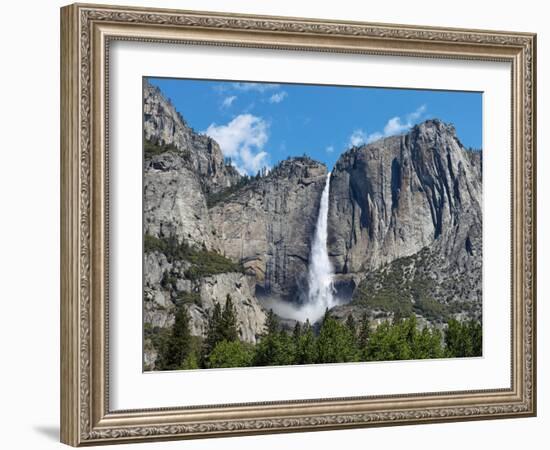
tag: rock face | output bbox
[144,82,240,194]
[144,252,266,343]
[144,250,266,368]
[142,78,483,368]
[142,81,267,368]
[329,119,481,273]
[144,161,215,249]
[328,120,482,323]
[193,273,267,342]
[210,157,328,302]
[143,81,242,249]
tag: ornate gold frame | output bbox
[60,3,536,446]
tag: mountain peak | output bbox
[413,118,456,137]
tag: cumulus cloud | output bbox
[383,104,427,136]
[221,95,237,108]
[348,105,427,147]
[231,82,280,93]
[349,129,368,147]
[268,91,288,104]
[204,114,270,175]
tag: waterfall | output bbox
[260,173,337,323]
[306,173,336,314]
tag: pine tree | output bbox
[358,313,371,349]
[444,319,482,358]
[220,294,240,342]
[345,314,357,336]
[392,309,404,325]
[364,320,411,361]
[265,309,279,335]
[357,313,371,360]
[410,324,444,360]
[402,314,417,345]
[445,318,466,357]
[468,320,483,356]
[254,309,295,366]
[159,306,192,370]
[317,311,358,363]
[208,340,254,368]
[292,322,302,344]
[202,302,223,365]
[295,320,317,364]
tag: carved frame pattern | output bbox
[60,3,536,446]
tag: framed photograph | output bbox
[60,3,537,446]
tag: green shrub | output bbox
[144,233,243,279]
[161,270,177,290]
[184,250,243,280]
[144,139,178,159]
[364,315,444,361]
[205,176,254,207]
[175,291,202,307]
[413,296,450,322]
[445,319,482,357]
[254,331,296,366]
[156,306,193,370]
[207,340,254,368]
[180,352,200,370]
[351,253,452,323]
[144,323,172,360]
[144,234,167,254]
[316,311,359,363]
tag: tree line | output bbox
[154,295,482,371]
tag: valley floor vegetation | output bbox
[146,295,482,371]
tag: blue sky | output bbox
[147,77,482,175]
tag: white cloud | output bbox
[349,129,383,147]
[204,114,270,175]
[349,129,368,147]
[221,95,237,108]
[383,117,409,136]
[231,82,280,93]
[326,145,334,153]
[365,132,384,144]
[383,105,427,136]
[348,105,427,147]
[239,147,270,175]
[268,91,288,104]
[408,104,427,122]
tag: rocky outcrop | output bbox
[328,119,482,274]
[143,250,267,368]
[144,81,240,194]
[144,162,216,249]
[143,81,271,368]
[190,273,267,342]
[144,251,266,341]
[209,157,328,302]
[143,251,174,329]
[142,77,483,359]
[328,120,482,323]
[143,81,241,249]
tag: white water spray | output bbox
[306,173,337,314]
[264,173,338,323]
[263,173,339,323]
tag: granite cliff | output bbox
[143,81,266,368]
[209,157,327,302]
[328,120,482,324]
[143,82,327,368]
[142,80,483,368]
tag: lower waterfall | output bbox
[306,173,337,316]
[262,173,337,323]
